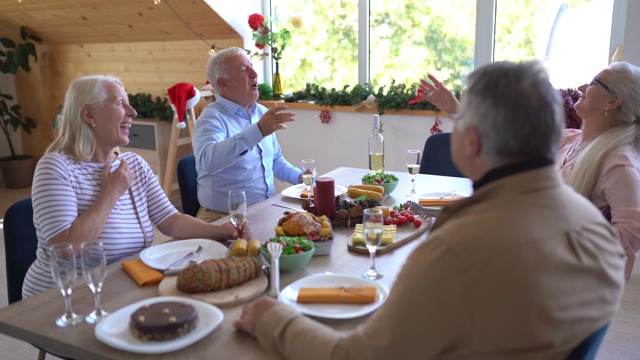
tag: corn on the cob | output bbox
[247,239,262,257]
[229,239,248,256]
[374,205,390,218]
[347,186,383,200]
[351,224,396,245]
[351,184,385,195]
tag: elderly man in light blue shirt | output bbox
[193,47,302,221]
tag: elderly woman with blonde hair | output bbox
[23,75,249,298]
[419,61,640,280]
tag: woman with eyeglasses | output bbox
[418,61,640,281]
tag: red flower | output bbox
[248,14,265,31]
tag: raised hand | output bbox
[257,105,296,136]
[419,74,460,115]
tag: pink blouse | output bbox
[558,129,640,280]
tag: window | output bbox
[266,0,619,94]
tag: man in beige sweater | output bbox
[234,61,625,359]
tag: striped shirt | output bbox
[22,151,177,298]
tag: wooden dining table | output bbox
[0,167,473,359]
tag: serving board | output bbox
[346,218,432,255]
[158,272,268,308]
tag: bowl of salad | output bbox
[362,173,400,195]
[261,236,316,272]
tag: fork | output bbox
[408,201,437,219]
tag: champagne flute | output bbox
[362,208,384,280]
[81,242,109,324]
[228,190,247,231]
[49,243,83,327]
[301,159,317,207]
[406,150,421,197]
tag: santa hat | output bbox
[168,83,201,129]
[200,81,214,98]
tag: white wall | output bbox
[622,0,640,65]
[274,110,453,192]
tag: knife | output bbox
[163,251,194,272]
[271,203,305,212]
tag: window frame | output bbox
[264,0,626,86]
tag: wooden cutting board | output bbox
[158,272,268,308]
[347,218,432,255]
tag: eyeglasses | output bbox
[588,76,612,93]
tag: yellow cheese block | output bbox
[351,224,397,245]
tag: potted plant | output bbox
[0,26,41,188]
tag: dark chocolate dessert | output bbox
[129,301,198,341]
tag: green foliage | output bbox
[0,26,41,159]
[282,81,460,114]
[127,93,173,121]
[258,83,274,100]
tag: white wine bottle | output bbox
[368,114,384,173]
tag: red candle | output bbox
[315,177,335,220]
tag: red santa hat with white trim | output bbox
[168,83,201,129]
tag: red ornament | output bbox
[319,110,332,124]
[408,88,425,105]
[248,14,265,31]
[430,116,443,134]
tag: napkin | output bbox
[418,197,460,206]
[300,188,315,199]
[121,259,164,287]
[297,286,377,304]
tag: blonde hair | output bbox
[571,62,640,197]
[47,75,124,161]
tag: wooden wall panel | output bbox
[18,38,242,158]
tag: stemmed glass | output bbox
[80,241,109,324]
[301,159,317,207]
[228,190,247,231]
[406,150,421,198]
[49,243,83,327]
[362,208,384,280]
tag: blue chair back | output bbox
[419,132,464,178]
[177,154,200,217]
[3,197,38,304]
[566,323,609,360]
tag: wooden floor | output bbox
[0,181,638,359]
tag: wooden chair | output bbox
[419,132,464,178]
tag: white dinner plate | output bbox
[95,296,223,354]
[278,273,389,319]
[281,184,347,199]
[140,239,228,271]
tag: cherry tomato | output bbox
[293,244,301,252]
[384,218,392,226]
[407,215,416,222]
[390,218,399,225]
[413,219,423,227]
[389,210,397,217]
[403,202,410,210]
[375,178,382,184]
[398,216,408,225]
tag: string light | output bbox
[158,0,251,56]
[153,0,161,4]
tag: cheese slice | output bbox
[351,223,397,245]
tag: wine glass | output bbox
[406,150,421,197]
[228,190,247,231]
[80,242,109,324]
[301,159,317,207]
[362,208,384,280]
[49,243,83,327]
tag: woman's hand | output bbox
[234,296,278,337]
[101,160,132,199]
[419,74,460,115]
